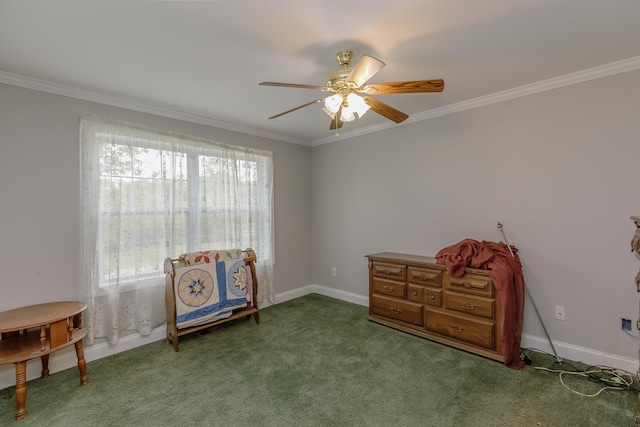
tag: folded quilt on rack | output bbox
[173,254,250,329]
[180,249,245,266]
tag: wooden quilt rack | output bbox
[164,248,260,351]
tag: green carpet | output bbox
[0,294,637,426]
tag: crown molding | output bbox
[0,70,308,146]
[2,55,639,148]
[311,55,640,146]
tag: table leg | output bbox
[14,361,27,420]
[39,325,46,351]
[41,354,50,377]
[74,340,89,385]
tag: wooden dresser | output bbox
[367,252,504,363]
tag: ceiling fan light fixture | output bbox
[346,93,370,118]
[341,107,355,122]
[324,94,343,114]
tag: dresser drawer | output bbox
[425,289,442,307]
[372,262,406,281]
[425,308,495,350]
[371,295,423,327]
[407,267,442,287]
[407,284,422,303]
[407,285,442,307]
[373,277,406,298]
[446,273,494,297]
[445,292,494,319]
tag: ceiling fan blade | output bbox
[268,98,324,119]
[362,96,409,123]
[329,107,343,130]
[363,79,444,94]
[347,55,385,88]
[260,81,329,91]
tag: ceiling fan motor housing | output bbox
[335,50,354,68]
[326,70,351,89]
[326,50,357,91]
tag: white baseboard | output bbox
[1,284,637,390]
[266,283,367,307]
[520,334,639,374]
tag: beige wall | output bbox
[0,83,313,311]
[2,67,640,371]
[312,69,640,364]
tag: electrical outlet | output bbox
[331,267,336,277]
[621,318,632,331]
[554,306,565,321]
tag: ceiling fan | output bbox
[259,50,444,131]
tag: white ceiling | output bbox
[1,1,640,145]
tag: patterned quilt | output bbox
[174,250,252,329]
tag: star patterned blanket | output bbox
[174,250,252,329]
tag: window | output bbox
[80,116,274,344]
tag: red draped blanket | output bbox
[435,239,525,369]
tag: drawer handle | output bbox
[450,324,464,333]
[420,274,427,281]
[390,307,402,315]
[383,286,394,292]
[463,281,472,289]
[430,295,436,300]
[461,303,476,311]
[413,291,418,296]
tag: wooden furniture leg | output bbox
[14,361,27,420]
[40,354,50,377]
[0,302,89,419]
[74,340,89,385]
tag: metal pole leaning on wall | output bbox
[497,222,563,364]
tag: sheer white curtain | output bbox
[80,115,274,345]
